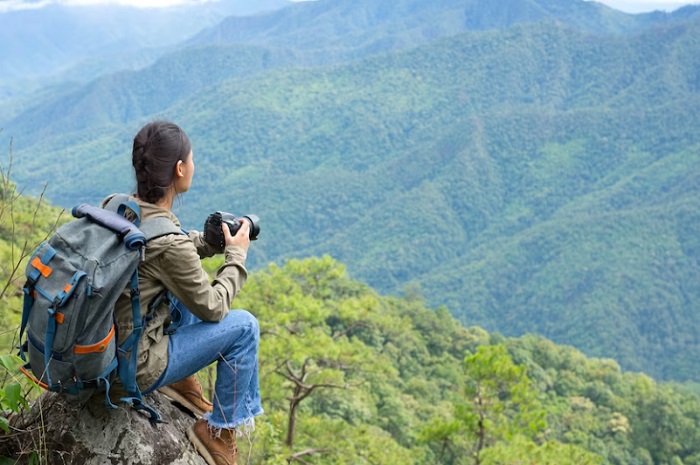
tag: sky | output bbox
[595,0,697,11]
[0,0,696,13]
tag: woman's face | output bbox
[175,149,195,194]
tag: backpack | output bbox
[18,195,182,422]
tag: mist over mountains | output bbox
[0,0,288,103]
[2,0,700,381]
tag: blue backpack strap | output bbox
[103,194,184,241]
[118,201,142,227]
[43,302,60,389]
[103,194,142,227]
[138,218,185,337]
[102,196,161,420]
[102,195,184,423]
[164,292,187,336]
[115,269,161,422]
[18,283,35,361]
[21,243,57,361]
[96,357,119,409]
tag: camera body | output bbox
[203,211,260,248]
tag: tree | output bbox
[481,435,603,465]
[461,344,546,464]
[277,358,348,449]
[237,257,372,462]
[421,344,547,465]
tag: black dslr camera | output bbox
[203,211,260,248]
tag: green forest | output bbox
[1,2,700,462]
[4,10,700,381]
[2,189,700,464]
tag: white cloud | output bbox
[0,0,697,14]
[0,1,48,12]
[62,0,215,5]
[591,0,697,12]
[0,0,217,13]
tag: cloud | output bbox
[589,0,697,12]
[0,0,217,13]
[1,0,696,15]
[0,1,49,12]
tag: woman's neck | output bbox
[154,191,175,210]
[135,189,176,210]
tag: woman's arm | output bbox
[157,234,247,322]
[188,229,224,258]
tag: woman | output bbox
[106,120,262,465]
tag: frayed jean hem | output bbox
[205,408,264,436]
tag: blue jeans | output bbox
[145,297,263,431]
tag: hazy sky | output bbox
[0,0,696,13]
[594,0,697,11]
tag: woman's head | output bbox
[132,120,194,204]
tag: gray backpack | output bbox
[19,197,181,421]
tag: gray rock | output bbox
[1,391,206,464]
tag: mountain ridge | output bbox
[2,0,700,381]
[189,0,700,50]
[0,0,290,104]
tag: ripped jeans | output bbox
[145,297,263,431]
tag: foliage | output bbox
[4,209,700,463]
[481,436,604,465]
[0,355,29,434]
[420,344,548,464]
[229,256,700,465]
[0,148,64,464]
[3,2,700,461]
[0,143,65,356]
[4,8,700,382]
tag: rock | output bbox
[0,391,206,464]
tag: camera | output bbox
[203,211,260,248]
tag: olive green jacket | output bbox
[103,195,248,390]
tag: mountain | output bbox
[188,0,700,49]
[1,169,695,465]
[4,236,700,463]
[2,0,700,382]
[0,0,289,104]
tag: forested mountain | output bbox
[7,252,700,464]
[0,0,289,105]
[2,189,700,464]
[2,0,700,383]
[188,0,700,48]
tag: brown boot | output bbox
[158,375,213,417]
[188,418,237,465]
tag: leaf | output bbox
[0,354,19,372]
[3,383,25,413]
[0,416,9,434]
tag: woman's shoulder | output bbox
[148,231,192,249]
[145,233,207,277]
[100,193,130,209]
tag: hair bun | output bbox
[131,120,191,204]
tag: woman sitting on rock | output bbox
[106,120,262,465]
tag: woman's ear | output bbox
[174,159,184,179]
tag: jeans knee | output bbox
[231,309,259,340]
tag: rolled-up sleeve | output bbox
[157,235,248,322]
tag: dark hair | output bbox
[132,120,192,204]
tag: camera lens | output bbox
[224,215,260,240]
[242,214,260,240]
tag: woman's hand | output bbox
[223,220,250,251]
